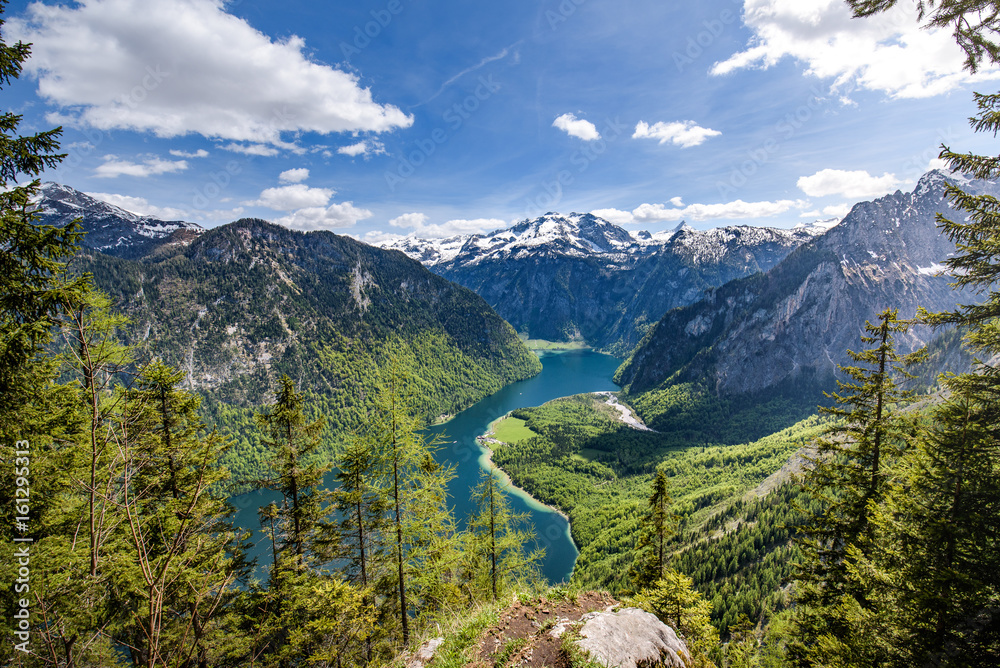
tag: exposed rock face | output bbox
[574,608,689,668]
[616,171,998,398]
[383,213,827,353]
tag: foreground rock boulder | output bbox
[574,607,689,668]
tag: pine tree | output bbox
[0,2,84,420]
[329,431,390,662]
[251,375,331,664]
[789,309,923,667]
[842,3,1000,664]
[0,4,99,661]
[850,380,1000,666]
[467,466,543,601]
[278,577,375,668]
[637,568,720,668]
[630,469,677,589]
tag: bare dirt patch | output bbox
[466,591,620,668]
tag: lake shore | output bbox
[476,414,573,526]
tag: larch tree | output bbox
[256,374,329,576]
[329,431,390,662]
[116,361,248,668]
[467,466,543,601]
[366,354,460,648]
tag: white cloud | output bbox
[88,190,244,223]
[599,199,809,224]
[87,191,189,220]
[590,208,635,225]
[669,196,685,207]
[632,120,721,148]
[248,184,335,210]
[338,139,386,157]
[927,157,949,171]
[552,113,601,141]
[389,212,429,229]
[388,212,505,238]
[799,203,852,219]
[221,143,281,157]
[169,148,208,158]
[822,203,852,218]
[797,168,902,198]
[339,142,369,157]
[712,0,999,98]
[274,202,373,231]
[195,207,247,223]
[94,155,188,178]
[8,0,412,148]
[632,198,807,223]
[279,168,310,183]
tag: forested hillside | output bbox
[487,393,824,632]
[68,216,541,484]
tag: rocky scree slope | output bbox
[383,213,831,354]
[615,170,993,400]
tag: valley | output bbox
[7,0,1000,664]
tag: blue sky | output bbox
[5,0,998,240]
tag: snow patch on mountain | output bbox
[33,182,203,256]
[380,212,832,268]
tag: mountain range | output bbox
[38,170,991,463]
[616,170,993,426]
[382,213,835,354]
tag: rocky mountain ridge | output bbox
[383,213,834,353]
[616,170,992,400]
[34,182,204,259]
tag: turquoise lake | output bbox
[232,349,622,584]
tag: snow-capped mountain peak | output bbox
[380,212,830,269]
[33,182,204,259]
